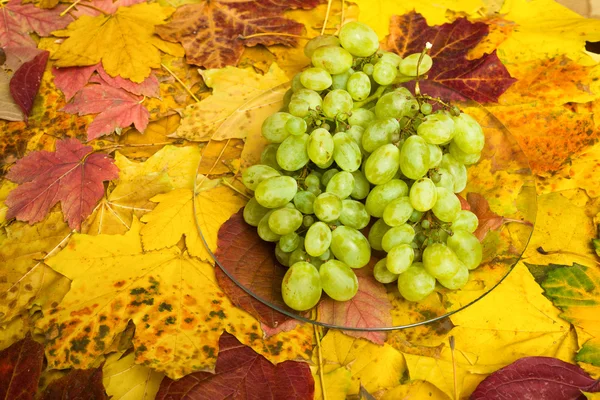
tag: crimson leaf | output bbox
[38,366,108,400]
[0,335,45,400]
[9,50,49,120]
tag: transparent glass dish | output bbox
[193,85,536,331]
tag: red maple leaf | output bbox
[384,12,516,103]
[61,76,150,140]
[0,335,45,400]
[5,138,119,230]
[69,0,145,17]
[53,63,160,101]
[0,0,70,48]
[156,332,314,400]
[155,0,320,68]
[38,366,108,400]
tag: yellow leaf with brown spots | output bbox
[140,186,245,262]
[173,64,288,142]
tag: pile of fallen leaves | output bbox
[1,0,600,398]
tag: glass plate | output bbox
[193,85,536,331]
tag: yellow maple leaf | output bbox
[140,186,245,262]
[103,352,164,400]
[173,64,288,142]
[51,3,184,82]
[380,380,448,400]
[0,180,17,226]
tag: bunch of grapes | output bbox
[240,21,484,312]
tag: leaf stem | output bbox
[60,0,108,16]
[94,141,175,152]
[312,308,327,400]
[221,178,251,199]
[414,42,432,101]
[535,247,600,266]
[238,33,312,41]
[321,0,334,36]
[60,0,82,16]
[449,336,458,400]
[353,85,387,109]
[160,62,201,103]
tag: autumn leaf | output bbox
[0,335,45,399]
[173,64,288,142]
[103,352,164,400]
[5,138,119,230]
[471,356,600,399]
[155,0,320,68]
[51,3,183,83]
[38,366,108,400]
[156,332,314,400]
[10,50,49,120]
[68,0,146,17]
[467,192,506,240]
[61,76,150,140]
[384,12,516,103]
[117,115,181,159]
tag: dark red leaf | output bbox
[471,356,600,400]
[215,210,292,328]
[39,366,108,400]
[5,138,119,230]
[156,332,314,400]
[9,50,49,120]
[466,192,504,240]
[384,12,516,103]
[0,335,45,400]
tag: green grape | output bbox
[330,226,371,269]
[422,242,462,280]
[379,51,402,67]
[409,209,424,223]
[300,67,332,91]
[339,21,379,57]
[365,179,408,217]
[397,265,436,301]
[428,143,443,168]
[374,90,419,120]
[382,224,415,252]
[242,164,281,191]
[314,193,343,222]
[243,197,270,227]
[304,173,321,189]
[314,157,335,169]
[348,108,375,128]
[320,260,359,301]
[306,185,322,196]
[322,89,353,119]
[351,170,370,200]
[449,141,481,165]
[321,168,340,187]
[332,132,362,172]
[332,68,354,90]
[345,125,364,146]
[289,247,309,265]
[285,116,307,136]
[254,176,298,208]
[291,89,323,111]
[447,230,483,270]
[399,135,430,180]
[326,171,355,199]
[276,134,310,171]
[262,112,294,143]
[291,73,305,92]
[435,167,455,192]
[275,243,291,267]
[387,244,414,274]
[288,98,310,117]
[420,102,433,115]
[451,210,478,233]
[373,258,399,283]
[282,262,322,311]
[307,128,334,165]
[362,63,374,75]
[364,144,401,185]
[305,221,332,257]
[280,232,300,252]
[260,143,280,170]
[432,187,461,222]
[452,112,485,154]
[340,199,370,229]
[362,118,399,153]
[368,218,391,251]
[346,71,371,101]
[258,210,281,242]
[383,196,414,227]
[319,248,332,261]
[437,263,469,290]
[373,61,398,85]
[421,220,431,229]
[268,207,303,235]
[304,34,341,58]
[282,88,293,109]
[417,113,456,145]
[440,154,467,193]
[312,45,353,75]
[398,53,433,76]
[409,178,438,212]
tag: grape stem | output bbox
[352,85,387,109]
[414,42,433,102]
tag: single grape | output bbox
[398,53,433,76]
[333,131,362,172]
[306,185,322,196]
[435,167,455,192]
[440,154,467,193]
[320,260,359,301]
[348,108,376,128]
[362,63,374,75]
[241,164,280,191]
[280,232,300,252]
[387,244,414,274]
[312,45,353,75]
[452,112,485,154]
[340,199,370,229]
[409,178,438,212]
[428,143,443,169]
[260,143,280,170]
[291,89,323,111]
[243,197,270,226]
[321,168,340,187]
[421,220,431,229]
[307,128,334,165]
[374,90,419,120]
[268,207,303,235]
[304,173,321,189]
[258,210,281,242]
[288,99,310,117]
[305,221,332,257]
[276,134,310,171]
[417,113,456,145]
[373,61,398,85]
[408,209,424,223]
[282,262,322,311]
[303,214,315,227]
[420,102,433,115]
[373,258,399,283]
[275,243,291,266]
[449,141,481,165]
[351,170,370,200]
[437,263,469,290]
[447,230,483,270]
[319,248,332,261]
[368,218,391,251]
[300,67,333,91]
[432,187,461,222]
[422,242,462,280]
[379,52,403,67]
[330,226,371,269]
[400,135,430,180]
[451,210,478,233]
[326,171,355,199]
[365,179,408,217]
[289,247,309,265]
[331,68,354,90]
[339,21,379,57]
[364,144,401,185]
[397,264,436,301]
[254,176,298,208]
[362,118,399,153]
[314,192,343,222]
[345,125,365,146]
[383,196,414,227]
[304,34,341,58]
[322,89,353,119]
[262,112,294,143]
[291,73,304,92]
[346,71,371,101]
[381,224,415,252]
[285,116,307,136]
